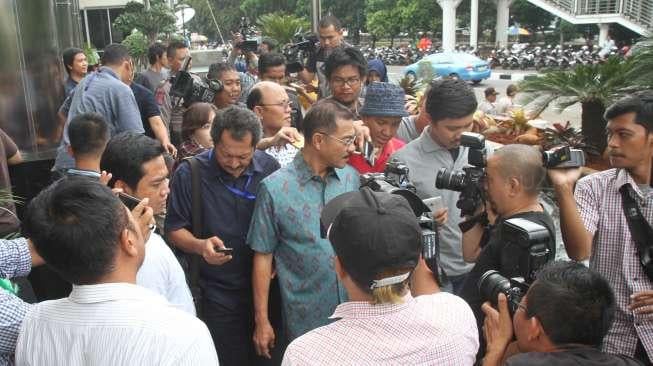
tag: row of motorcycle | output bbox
[486,44,620,70]
[360,44,480,65]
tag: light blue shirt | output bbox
[247,152,359,341]
[54,66,143,170]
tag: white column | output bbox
[495,0,512,48]
[438,0,463,51]
[598,23,610,46]
[470,0,479,49]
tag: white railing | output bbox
[533,0,652,33]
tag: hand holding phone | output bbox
[118,192,141,210]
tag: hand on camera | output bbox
[353,121,372,152]
[547,167,582,192]
[433,208,448,225]
[481,293,514,356]
[201,236,232,266]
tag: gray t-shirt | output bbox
[136,68,169,93]
[392,127,490,276]
[397,115,420,143]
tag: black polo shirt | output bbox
[165,148,280,309]
[131,82,161,139]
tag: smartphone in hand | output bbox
[118,192,141,210]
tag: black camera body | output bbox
[478,217,553,315]
[543,145,585,168]
[360,159,442,281]
[435,132,487,217]
[478,270,530,316]
[237,17,259,53]
[170,57,223,108]
[283,32,318,73]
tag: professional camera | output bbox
[283,32,318,73]
[236,17,259,53]
[361,159,443,284]
[477,217,553,315]
[543,145,585,168]
[478,270,529,316]
[435,132,487,217]
[170,57,223,108]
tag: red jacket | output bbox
[348,138,406,174]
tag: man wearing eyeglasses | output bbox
[166,106,280,366]
[324,47,367,119]
[248,81,303,167]
[248,99,360,360]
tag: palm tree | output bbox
[256,13,310,46]
[519,56,640,154]
[628,37,653,88]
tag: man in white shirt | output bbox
[18,178,218,365]
[101,132,195,314]
[282,188,479,365]
[478,87,499,115]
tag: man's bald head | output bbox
[246,81,286,110]
[246,81,292,131]
[492,144,545,196]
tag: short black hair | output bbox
[258,52,286,76]
[166,40,188,59]
[246,87,264,110]
[426,78,478,123]
[62,47,84,75]
[604,90,653,131]
[210,106,262,147]
[101,43,131,66]
[207,62,237,81]
[319,15,342,30]
[22,178,131,285]
[68,113,109,158]
[324,47,367,80]
[527,261,616,347]
[147,43,166,65]
[302,99,355,141]
[100,132,166,190]
[261,38,278,51]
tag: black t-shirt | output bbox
[131,82,161,138]
[506,347,643,366]
[459,210,556,359]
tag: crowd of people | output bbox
[0,14,652,366]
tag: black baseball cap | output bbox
[320,187,421,291]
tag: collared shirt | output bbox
[348,137,405,174]
[575,168,653,358]
[282,292,479,365]
[166,148,279,309]
[64,77,77,97]
[391,127,477,276]
[478,100,498,115]
[54,66,143,170]
[0,238,31,366]
[137,233,195,315]
[247,152,359,341]
[264,143,300,168]
[64,168,101,179]
[15,283,218,366]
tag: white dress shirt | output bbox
[16,283,218,366]
[137,232,195,315]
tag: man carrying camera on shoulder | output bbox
[548,92,653,365]
[458,144,557,356]
[481,261,642,366]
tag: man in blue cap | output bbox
[348,82,408,173]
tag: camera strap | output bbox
[619,184,653,281]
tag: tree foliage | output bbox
[510,0,554,33]
[257,13,311,45]
[113,0,176,43]
[122,30,149,70]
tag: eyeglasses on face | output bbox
[318,132,357,147]
[259,100,291,108]
[330,77,361,87]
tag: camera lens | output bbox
[435,168,467,192]
[478,270,512,308]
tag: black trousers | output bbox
[635,339,652,366]
[202,280,285,366]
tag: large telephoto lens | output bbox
[478,270,511,308]
[435,168,467,191]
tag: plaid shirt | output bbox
[282,293,479,365]
[0,238,32,365]
[576,168,653,360]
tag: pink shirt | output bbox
[282,292,479,365]
[348,137,406,174]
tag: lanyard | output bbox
[220,174,256,200]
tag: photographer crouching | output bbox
[481,261,642,365]
[454,144,557,358]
